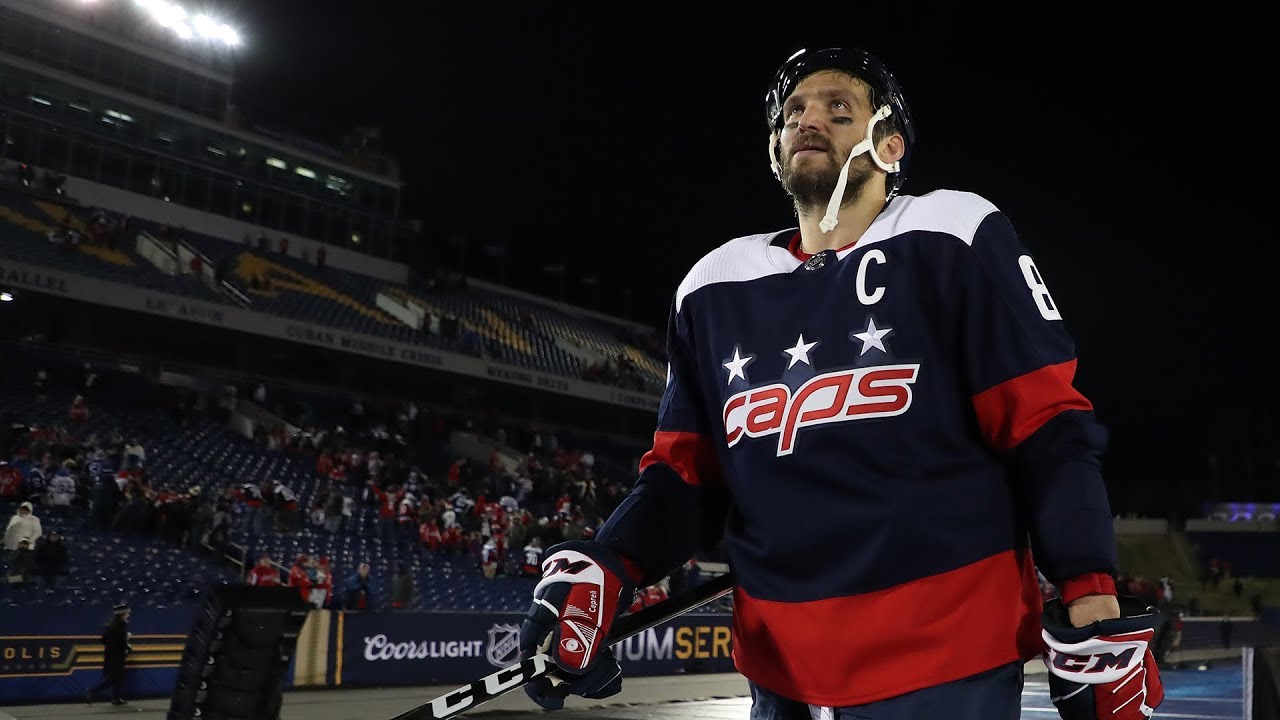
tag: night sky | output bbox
[217,3,1275,511]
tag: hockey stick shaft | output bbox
[388,571,735,720]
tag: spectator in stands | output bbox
[6,538,35,586]
[389,563,414,609]
[368,481,403,544]
[316,245,327,269]
[271,480,300,533]
[247,554,282,586]
[1208,558,1223,589]
[0,461,24,500]
[320,490,343,534]
[397,491,419,548]
[46,461,77,513]
[69,396,89,425]
[5,501,43,550]
[288,554,312,603]
[306,557,329,609]
[89,471,119,529]
[480,536,499,579]
[122,439,146,470]
[110,486,149,536]
[187,490,214,551]
[157,487,194,547]
[441,514,464,555]
[236,481,268,534]
[342,562,375,610]
[419,517,442,553]
[521,536,544,577]
[33,531,70,589]
[315,557,334,608]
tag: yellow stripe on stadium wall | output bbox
[335,611,345,686]
[292,610,331,687]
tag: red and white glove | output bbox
[518,541,640,710]
[1041,597,1165,719]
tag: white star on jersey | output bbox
[723,347,754,385]
[852,318,892,356]
[783,334,818,369]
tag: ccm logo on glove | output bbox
[1045,631,1149,681]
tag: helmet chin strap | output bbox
[819,105,896,233]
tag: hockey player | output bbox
[519,47,1164,720]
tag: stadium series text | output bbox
[360,626,730,664]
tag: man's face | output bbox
[777,70,879,211]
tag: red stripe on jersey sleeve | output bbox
[639,430,722,489]
[971,359,1094,451]
[1058,572,1117,605]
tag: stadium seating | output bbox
[0,345,667,613]
[3,182,666,393]
[0,187,230,304]
[1187,531,1280,579]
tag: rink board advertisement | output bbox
[0,606,732,703]
[334,610,735,688]
[0,604,200,705]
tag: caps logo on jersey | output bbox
[723,363,920,456]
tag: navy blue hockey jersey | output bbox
[597,189,1118,706]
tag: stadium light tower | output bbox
[57,0,243,48]
[130,0,242,47]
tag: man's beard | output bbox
[780,149,875,216]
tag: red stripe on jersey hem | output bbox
[786,231,860,261]
[730,548,1043,707]
[1058,572,1117,605]
[639,430,722,489]
[971,359,1093,451]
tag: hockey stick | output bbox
[387,571,735,720]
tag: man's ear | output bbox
[877,133,905,166]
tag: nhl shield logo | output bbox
[486,623,521,667]
[803,253,826,271]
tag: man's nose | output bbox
[794,104,824,132]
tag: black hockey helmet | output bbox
[765,47,916,201]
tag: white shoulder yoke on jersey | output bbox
[675,232,798,313]
[674,189,1000,313]
[835,189,999,260]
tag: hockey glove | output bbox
[518,541,639,711]
[1042,596,1165,720]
